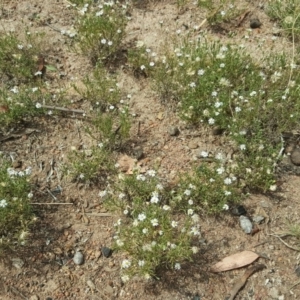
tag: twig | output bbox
[226,264,266,300]
[40,104,85,114]
[290,279,300,290]
[268,233,300,251]
[31,202,73,205]
[85,212,113,217]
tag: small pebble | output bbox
[250,18,261,29]
[168,126,179,136]
[231,205,247,216]
[101,246,112,258]
[73,251,84,265]
[253,215,265,224]
[291,148,300,166]
[133,147,144,160]
[239,215,253,234]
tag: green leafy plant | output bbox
[0,86,49,130]
[0,31,44,85]
[73,1,127,64]
[266,0,300,41]
[0,159,35,251]
[104,170,200,281]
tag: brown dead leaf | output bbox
[117,155,137,174]
[211,250,259,272]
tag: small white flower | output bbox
[208,118,215,125]
[215,101,223,109]
[187,209,194,215]
[136,174,146,181]
[0,199,8,208]
[184,189,191,196]
[198,69,205,76]
[191,214,200,223]
[170,243,176,249]
[7,168,16,177]
[138,260,145,267]
[220,11,226,16]
[156,183,163,190]
[151,218,159,226]
[235,107,241,112]
[147,170,156,177]
[171,220,178,228]
[211,91,218,97]
[192,246,199,254]
[108,40,113,46]
[209,178,215,182]
[18,171,25,177]
[132,219,139,226]
[25,167,32,175]
[150,191,159,204]
[142,228,148,234]
[249,91,257,97]
[10,86,19,94]
[224,190,232,196]
[240,144,246,151]
[121,259,131,269]
[174,263,181,270]
[200,151,208,157]
[149,62,155,67]
[17,44,23,50]
[163,205,171,210]
[138,213,146,221]
[269,185,277,191]
[96,10,104,16]
[116,239,124,246]
[140,65,146,70]
[47,110,53,115]
[220,63,225,68]
[215,153,223,160]
[121,275,130,282]
[123,209,129,215]
[188,199,194,205]
[222,204,229,210]
[35,102,42,109]
[217,167,225,175]
[189,184,196,190]
[190,226,200,235]
[101,38,107,44]
[119,193,126,200]
[189,82,196,88]
[224,177,232,185]
[99,190,107,198]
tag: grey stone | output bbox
[250,18,262,29]
[253,215,265,224]
[291,148,300,166]
[239,215,253,234]
[73,251,84,265]
[168,126,179,136]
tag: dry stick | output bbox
[31,202,73,205]
[40,104,85,114]
[268,233,300,251]
[226,264,266,300]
